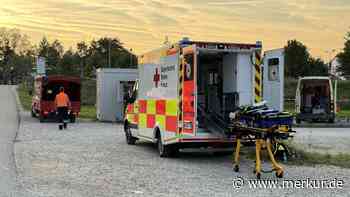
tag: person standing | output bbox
[55,87,71,130]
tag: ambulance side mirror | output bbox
[127,95,135,104]
[127,80,139,104]
[127,89,137,104]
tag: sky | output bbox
[0,0,349,59]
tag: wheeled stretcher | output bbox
[228,104,295,179]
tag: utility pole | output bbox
[325,49,337,75]
[80,57,84,79]
[129,48,133,67]
[108,39,111,68]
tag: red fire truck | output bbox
[31,75,81,122]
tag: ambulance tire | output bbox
[124,123,137,145]
[156,131,176,157]
[328,118,335,123]
[157,139,171,157]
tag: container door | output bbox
[332,79,338,114]
[181,45,197,136]
[96,75,101,120]
[263,49,284,112]
[295,80,301,113]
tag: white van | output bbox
[295,76,337,123]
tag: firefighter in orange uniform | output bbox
[55,87,71,130]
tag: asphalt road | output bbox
[0,85,18,196]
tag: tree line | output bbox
[1,27,349,83]
[284,30,350,79]
[0,27,137,83]
[337,31,350,78]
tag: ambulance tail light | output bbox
[183,121,193,130]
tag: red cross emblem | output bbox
[153,68,160,88]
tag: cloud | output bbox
[0,0,348,58]
[207,0,263,6]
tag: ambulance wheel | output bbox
[328,118,335,123]
[172,147,180,156]
[124,123,136,145]
[157,135,172,157]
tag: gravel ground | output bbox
[293,128,350,154]
[13,112,350,197]
[0,86,19,197]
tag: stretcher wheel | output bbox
[256,172,261,179]
[276,171,283,178]
[124,123,136,145]
[233,165,239,172]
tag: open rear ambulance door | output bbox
[181,45,197,136]
[263,49,284,112]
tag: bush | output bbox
[81,78,96,105]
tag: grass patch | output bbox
[17,83,32,111]
[337,110,350,119]
[284,100,295,115]
[80,105,97,120]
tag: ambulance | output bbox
[124,38,284,157]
